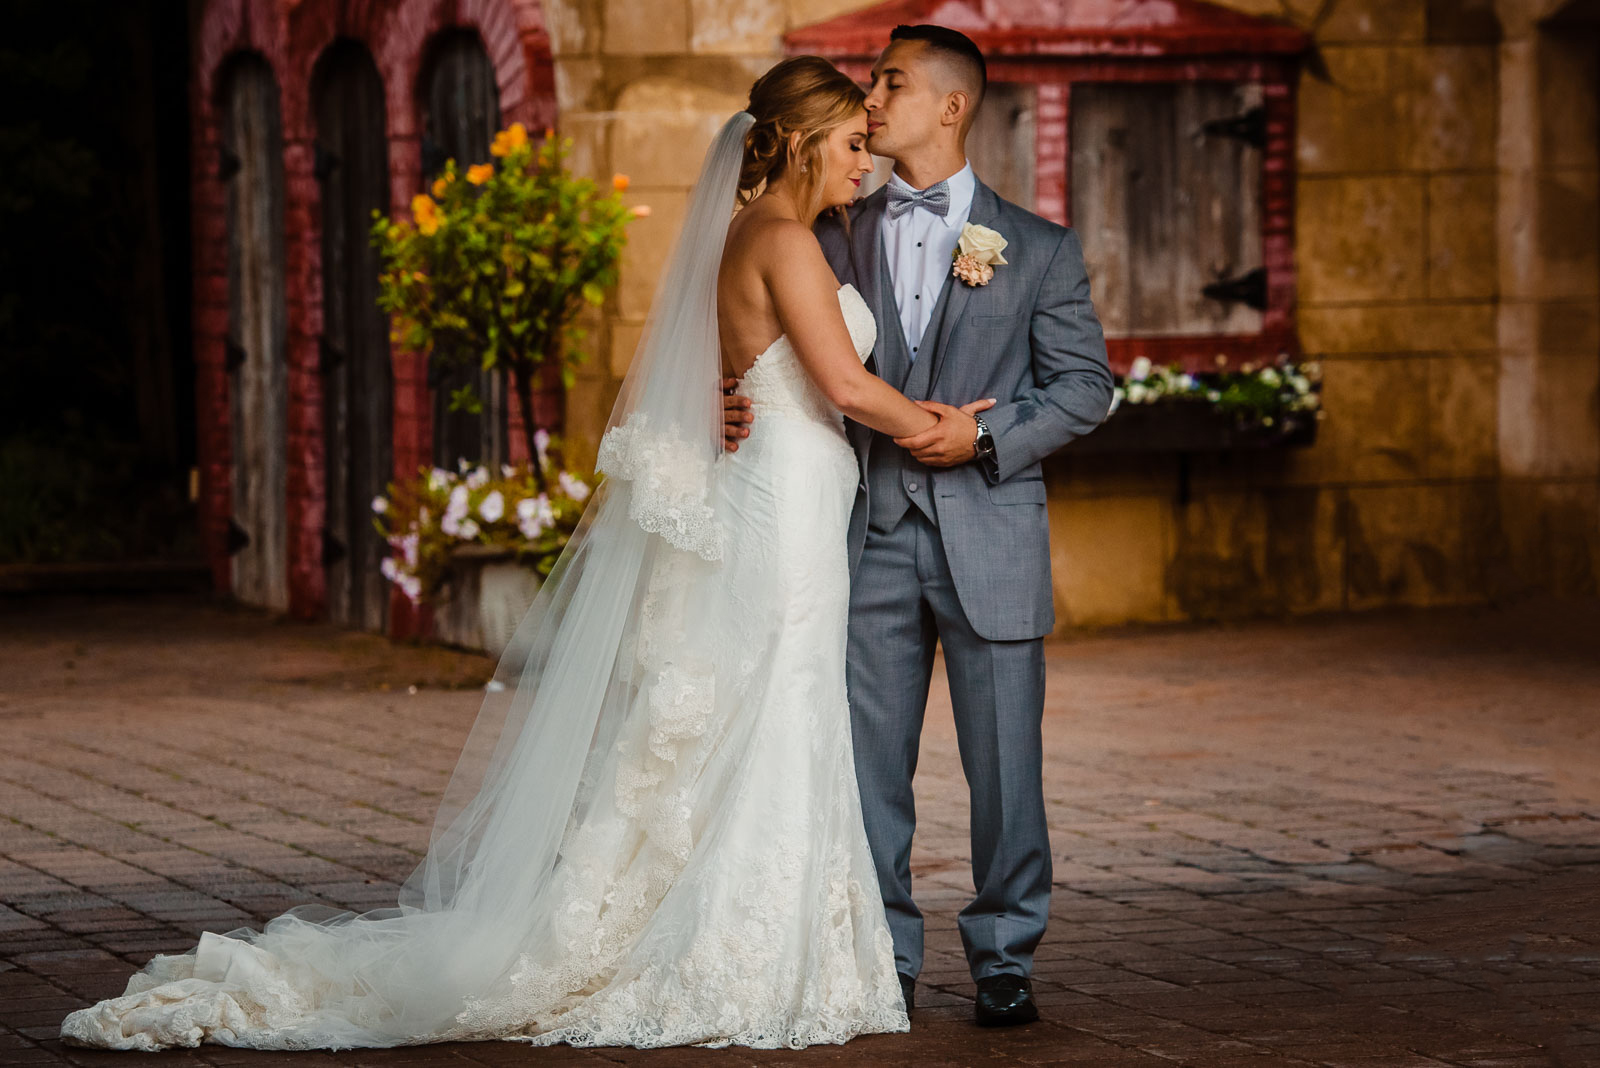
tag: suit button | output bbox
[908,481,919,492]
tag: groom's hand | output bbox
[721,377,753,453]
[894,398,996,467]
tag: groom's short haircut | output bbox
[890,23,987,118]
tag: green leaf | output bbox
[447,384,484,414]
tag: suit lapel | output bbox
[927,179,1000,393]
[846,190,889,463]
[851,190,888,351]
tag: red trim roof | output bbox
[784,0,1309,60]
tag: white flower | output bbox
[441,512,461,537]
[1129,356,1152,382]
[428,468,450,493]
[502,464,516,478]
[517,494,554,539]
[380,557,399,582]
[401,533,419,567]
[457,458,472,474]
[458,518,480,540]
[1290,374,1311,394]
[1127,382,1150,404]
[465,465,490,490]
[371,496,389,515]
[1206,389,1222,403]
[1176,374,1195,392]
[955,222,1008,266]
[446,485,470,522]
[1259,367,1282,387]
[479,490,505,523]
[400,574,422,603]
[557,471,590,502]
[534,428,552,469]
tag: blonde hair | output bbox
[738,56,866,210]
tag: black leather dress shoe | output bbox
[898,973,916,1013]
[974,974,1037,1027]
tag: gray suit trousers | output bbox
[847,508,1051,981]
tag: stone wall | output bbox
[544,0,1600,629]
[541,0,861,465]
[1048,0,1513,625]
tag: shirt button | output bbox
[908,481,919,492]
[914,294,920,300]
[916,242,922,247]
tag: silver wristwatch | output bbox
[974,416,996,461]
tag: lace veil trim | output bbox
[597,415,724,562]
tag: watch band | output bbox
[974,416,995,460]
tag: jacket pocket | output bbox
[987,479,1047,505]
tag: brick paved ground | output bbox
[2,594,1597,1068]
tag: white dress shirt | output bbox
[881,161,975,361]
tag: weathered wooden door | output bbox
[1070,83,1264,338]
[315,41,392,631]
[967,83,1036,210]
[421,30,505,469]
[220,55,289,611]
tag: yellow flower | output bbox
[612,173,629,192]
[431,176,450,199]
[490,122,529,158]
[466,163,494,185]
[411,194,440,236]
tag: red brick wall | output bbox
[190,0,555,628]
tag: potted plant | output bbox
[1071,355,1324,455]
[372,441,594,654]
[368,123,644,650]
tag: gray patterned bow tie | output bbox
[886,180,951,219]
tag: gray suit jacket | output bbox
[816,179,1112,641]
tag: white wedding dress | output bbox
[60,281,907,1052]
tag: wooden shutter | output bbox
[220,56,289,611]
[1070,82,1264,339]
[315,41,392,632]
[421,30,506,470]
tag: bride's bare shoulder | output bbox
[727,211,825,274]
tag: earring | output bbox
[800,161,808,173]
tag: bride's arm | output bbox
[765,224,937,439]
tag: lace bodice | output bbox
[738,284,876,425]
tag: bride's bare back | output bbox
[718,199,801,381]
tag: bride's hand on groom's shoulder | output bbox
[722,377,753,453]
[895,398,996,467]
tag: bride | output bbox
[62,56,980,1052]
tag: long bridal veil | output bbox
[63,111,757,1051]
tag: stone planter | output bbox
[1066,402,1318,455]
[430,545,544,657]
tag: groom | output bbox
[727,25,1111,1026]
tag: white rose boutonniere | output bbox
[952,222,1008,286]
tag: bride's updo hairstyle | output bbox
[738,56,866,209]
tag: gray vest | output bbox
[866,252,958,534]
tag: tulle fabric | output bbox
[60,114,907,1051]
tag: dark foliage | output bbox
[0,0,195,563]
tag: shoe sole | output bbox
[975,1005,1039,1027]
